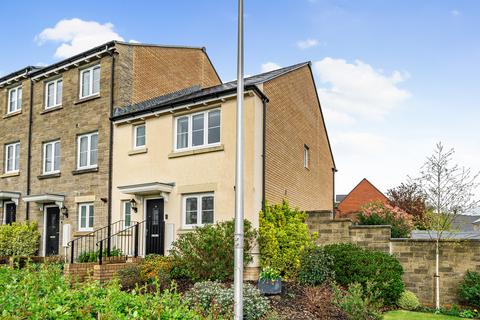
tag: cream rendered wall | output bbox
[111,94,264,261]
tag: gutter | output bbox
[0,69,29,88]
[107,50,116,253]
[262,99,267,211]
[332,167,338,218]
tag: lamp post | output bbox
[233,0,245,319]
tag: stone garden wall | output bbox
[307,211,480,306]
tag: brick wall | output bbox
[263,65,334,212]
[307,214,480,305]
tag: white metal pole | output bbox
[234,0,245,319]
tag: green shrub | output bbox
[458,271,480,308]
[298,246,334,286]
[77,247,123,263]
[398,290,420,311]
[333,282,383,320]
[116,264,144,289]
[0,263,204,319]
[0,222,40,257]
[357,201,413,238]
[259,201,315,279]
[185,281,270,320]
[170,219,256,281]
[325,243,404,306]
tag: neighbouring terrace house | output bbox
[0,41,220,257]
[110,62,335,267]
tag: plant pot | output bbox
[258,278,282,295]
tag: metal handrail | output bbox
[67,220,125,263]
[96,220,145,265]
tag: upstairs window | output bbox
[304,145,310,169]
[45,79,63,109]
[80,65,100,98]
[77,132,98,170]
[78,203,94,231]
[175,109,221,151]
[5,142,20,173]
[43,140,61,174]
[7,86,22,114]
[134,124,146,149]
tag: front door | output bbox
[145,199,164,255]
[45,206,60,256]
[4,202,16,224]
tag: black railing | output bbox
[67,220,126,263]
[96,220,145,265]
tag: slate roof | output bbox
[411,230,480,240]
[112,62,310,120]
[451,214,480,232]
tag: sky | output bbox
[1,0,479,198]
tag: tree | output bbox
[387,182,428,229]
[414,142,480,310]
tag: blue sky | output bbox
[1,0,479,197]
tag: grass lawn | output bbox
[384,310,462,319]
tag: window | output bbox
[45,79,63,109]
[304,145,309,169]
[7,86,22,113]
[175,109,221,151]
[77,132,98,169]
[80,65,100,98]
[43,140,60,174]
[183,193,214,228]
[133,124,146,149]
[123,201,132,228]
[5,142,20,173]
[78,203,94,231]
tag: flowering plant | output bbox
[357,201,414,238]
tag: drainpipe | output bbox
[261,99,267,211]
[107,49,116,254]
[26,79,34,221]
[332,167,337,218]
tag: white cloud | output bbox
[314,57,411,122]
[451,9,460,16]
[36,18,124,59]
[261,62,281,73]
[297,38,320,50]
[128,39,140,44]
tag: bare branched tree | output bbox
[413,142,480,309]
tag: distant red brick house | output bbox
[336,178,388,220]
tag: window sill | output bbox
[1,171,20,178]
[3,110,22,119]
[72,167,98,175]
[74,94,101,105]
[41,106,63,115]
[128,148,148,156]
[168,145,224,159]
[38,172,61,180]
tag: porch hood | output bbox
[23,193,65,210]
[0,191,21,206]
[118,182,174,201]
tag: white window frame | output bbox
[133,124,146,149]
[42,140,61,175]
[182,192,215,229]
[5,142,20,173]
[304,144,309,169]
[123,201,132,228]
[79,65,100,99]
[78,203,94,231]
[44,78,63,109]
[77,132,98,170]
[7,85,22,114]
[174,108,221,152]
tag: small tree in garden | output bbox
[414,142,480,310]
[357,201,414,238]
[258,200,315,279]
[387,182,428,229]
